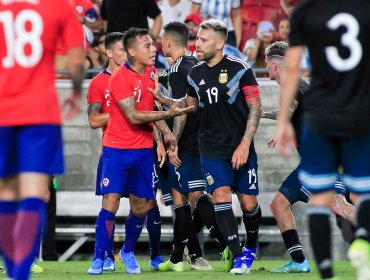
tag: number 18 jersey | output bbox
[290,0,370,137]
[0,0,84,126]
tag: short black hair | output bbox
[123,27,149,51]
[163,21,189,48]
[104,32,124,49]
[199,19,228,41]
[265,41,288,58]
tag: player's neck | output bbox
[205,52,224,67]
[107,62,120,74]
[128,61,147,75]
[172,48,187,63]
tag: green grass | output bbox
[20,259,357,280]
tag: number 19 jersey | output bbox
[0,0,84,126]
[290,0,370,137]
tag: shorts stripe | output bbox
[299,170,338,190]
[342,175,370,193]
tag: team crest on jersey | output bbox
[206,174,214,185]
[102,178,110,187]
[219,70,228,84]
[150,71,155,81]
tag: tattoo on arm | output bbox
[261,109,279,120]
[172,115,187,142]
[153,126,164,145]
[87,103,102,115]
[244,96,262,144]
[154,119,171,135]
[71,64,85,94]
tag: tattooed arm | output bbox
[172,96,198,141]
[87,103,109,129]
[262,99,299,120]
[117,96,193,125]
[231,95,262,169]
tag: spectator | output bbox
[247,21,275,74]
[85,33,109,71]
[276,18,290,42]
[191,0,242,48]
[280,0,299,17]
[101,0,163,40]
[157,0,192,27]
[184,13,203,55]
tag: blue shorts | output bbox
[168,154,207,194]
[95,155,103,196]
[99,146,155,200]
[299,122,370,194]
[0,125,64,178]
[152,157,173,206]
[200,150,259,195]
[279,167,310,205]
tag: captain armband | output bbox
[242,85,260,100]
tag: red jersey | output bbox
[0,0,84,126]
[87,69,112,135]
[103,62,156,149]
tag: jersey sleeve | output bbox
[87,76,103,104]
[186,74,198,99]
[142,0,161,19]
[109,73,134,102]
[289,3,307,47]
[169,71,190,99]
[240,68,260,100]
[59,0,84,49]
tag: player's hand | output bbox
[156,143,167,168]
[148,71,162,101]
[231,141,249,170]
[63,92,81,120]
[163,133,182,167]
[169,100,194,117]
[266,136,277,149]
[275,121,296,159]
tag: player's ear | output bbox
[216,40,225,51]
[127,48,135,57]
[106,49,112,58]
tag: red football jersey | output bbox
[87,69,112,135]
[0,0,84,126]
[103,62,156,149]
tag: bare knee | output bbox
[102,193,121,213]
[129,195,149,217]
[270,193,291,216]
[212,187,232,203]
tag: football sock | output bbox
[282,229,305,263]
[214,202,242,257]
[192,208,204,233]
[146,205,161,259]
[170,204,192,263]
[242,202,261,249]
[355,196,370,242]
[187,227,203,261]
[308,207,333,279]
[94,208,115,260]
[0,200,18,278]
[195,194,227,252]
[123,211,145,253]
[13,198,46,280]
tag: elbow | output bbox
[88,120,100,129]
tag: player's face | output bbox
[185,21,199,40]
[195,28,223,62]
[131,35,157,65]
[162,33,171,57]
[265,58,276,80]
[278,19,290,41]
[108,40,126,67]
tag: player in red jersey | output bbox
[0,0,85,279]
[99,27,193,274]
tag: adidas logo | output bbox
[249,184,256,190]
[199,79,205,85]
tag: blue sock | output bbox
[94,208,115,260]
[106,223,115,259]
[13,198,46,280]
[123,211,145,253]
[0,200,18,278]
[146,206,161,258]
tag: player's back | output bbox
[290,0,370,137]
[0,0,83,126]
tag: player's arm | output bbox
[276,46,304,158]
[262,99,299,120]
[87,103,109,129]
[231,7,242,48]
[172,94,198,141]
[153,125,167,168]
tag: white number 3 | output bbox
[325,13,362,72]
[0,10,44,68]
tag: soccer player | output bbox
[152,19,262,275]
[0,0,85,279]
[156,21,227,272]
[100,27,193,274]
[275,1,370,279]
[262,41,310,273]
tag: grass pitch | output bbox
[24,259,356,280]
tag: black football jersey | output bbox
[292,78,309,150]
[290,0,370,137]
[187,55,258,160]
[158,56,200,156]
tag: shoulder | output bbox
[189,60,205,75]
[225,55,251,70]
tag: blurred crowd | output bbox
[56,0,309,77]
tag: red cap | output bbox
[184,13,202,26]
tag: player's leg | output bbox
[147,198,164,271]
[342,132,370,280]
[234,150,261,274]
[270,168,310,273]
[299,122,339,279]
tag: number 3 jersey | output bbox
[187,55,259,160]
[0,0,84,126]
[290,0,370,137]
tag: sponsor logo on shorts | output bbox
[102,178,110,187]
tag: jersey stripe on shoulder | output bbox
[192,61,205,69]
[170,57,183,73]
[226,55,251,70]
